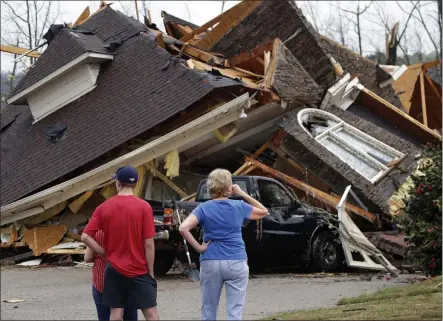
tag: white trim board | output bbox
[6,52,114,104]
[0,93,251,225]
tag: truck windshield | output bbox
[197,180,248,201]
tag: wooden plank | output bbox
[155,32,165,49]
[196,1,263,51]
[44,248,86,254]
[419,70,428,127]
[264,51,271,75]
[66,231,82,242]
[68,191,93,214]
[243,156,378,224]
[423,70,442,100]
[180,1,261,42]
[0,45,40,58]
[226,39,275,68]
[422,60,441,71]
[182,44,224,66]
[23,226,67,256]
[148,165,187,199]
[72,6,90,27]
[360,88,440,140]
[252,141,270,159]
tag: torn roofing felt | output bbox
[10,28,111,97]
[278,106,420,215]
[208,0,337,90]
[0,6,246,206]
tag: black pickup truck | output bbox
[152,176,344,276]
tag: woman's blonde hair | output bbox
[207,168,232,198]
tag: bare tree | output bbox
[1,1,60,66]
[220,1,226,14]
[330,1,349,46]
[297,1,334,37]
[184,1,191,22]
[396,0,441,60]
[373,1,418,65]
[337,1,373,56]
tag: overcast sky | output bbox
[1,1,439,71]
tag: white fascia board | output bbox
[379,64,408,88]
[6,52,113,104]
[0,93,251,224]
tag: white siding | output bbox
[28,63,100,122]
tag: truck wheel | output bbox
[311,231,344,272]
[154,251,176,276]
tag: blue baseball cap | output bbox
[112,166,138,184]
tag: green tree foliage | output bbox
[399,144,442,276]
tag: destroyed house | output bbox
[1,5,253,207]
[1,0,441,233]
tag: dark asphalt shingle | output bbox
[1,7,244,206]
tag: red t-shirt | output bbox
[92,230,106,292]
[83,195,156,277]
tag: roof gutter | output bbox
[1,93,252,225]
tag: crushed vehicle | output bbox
[152,175,348,276]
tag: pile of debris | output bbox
[1,0,441,270]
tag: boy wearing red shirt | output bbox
[82,166,158,321]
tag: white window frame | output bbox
[297,108,404,184]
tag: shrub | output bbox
[399,144,442,276]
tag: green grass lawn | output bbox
[264,276,442,320]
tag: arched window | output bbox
[298,108,404,184]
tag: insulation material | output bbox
[214,123,237,143]
[387,157,431,216]
[19,201,67,226]
[164,150,180,178]
[23,226,67,256]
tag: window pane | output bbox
[257,180,292,208]
[321,136,381,181]
[335,128,395,165]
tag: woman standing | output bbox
[179,169,269,320]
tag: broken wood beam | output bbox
[147,165,187,199]
[0,45,41,58]
[44,248,86,255]
[181,44,224,66]
[72,6,90,27]
[419,70,428,127]
[68,191,93,214]
[243,156,379,224]
[196,1,263,51]
[226,39,275,68]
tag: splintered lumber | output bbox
[68,191,93,214]
[155,32,165,48]
[226,39,275,68]
[72,6,90,27]
[180,1,261,43]
[181,44,224,66]
[23,226,67,256]
[264,39,283,89]
[0,45,41,58]
[419,70,428,127]
[196,0,263,51]
[146,164,187,199]
[243,156,379,224]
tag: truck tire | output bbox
[154,251,176,276]
[311,231,344,272]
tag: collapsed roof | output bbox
[1,6,248,206]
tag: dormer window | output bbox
[298,108,404,183]
[7,52,113,123]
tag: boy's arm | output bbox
[84,246,96,263]
[145,238,155,278]
[81,208,105,257]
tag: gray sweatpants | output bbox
[200,260,249,320]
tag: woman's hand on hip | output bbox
[198,240,211,253]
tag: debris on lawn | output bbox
[2,299,25,303]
